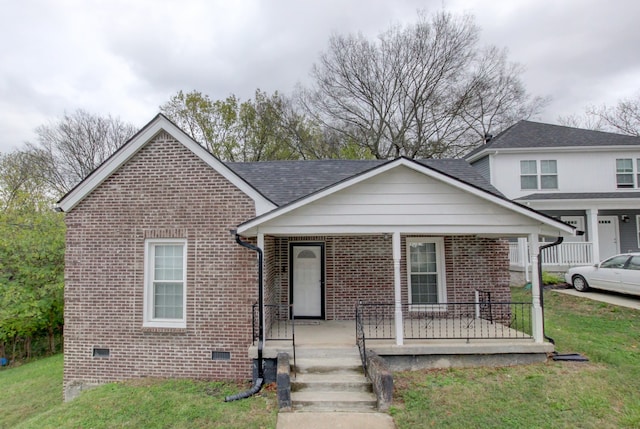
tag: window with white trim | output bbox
[616,158,637,188]
[520,160,558,190]
[406,237,446,306]
[144,239,187,328]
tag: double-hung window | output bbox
[616,158,635,188]
[406,237,446,307]
[144,239,187,328]
[520,160,558,190]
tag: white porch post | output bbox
[392,232,404,346]
[518,237,530,282]
[586,208,600,263]
[529,233,544,343]
[257,232,265,343]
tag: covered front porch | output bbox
[239,159,574,366]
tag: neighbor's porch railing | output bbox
[355,291,532,342]
[509,241,594,267]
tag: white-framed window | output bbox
[540,160,558,189]
[520,160,558,190]
[616,158,636,188]
[520,160,538,190]
[406,237,446,307]
[144,239,187,328]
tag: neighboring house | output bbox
[466,120,640,270]
[57,114,573,401]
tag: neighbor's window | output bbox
[144,239,187,328]
[520,160,538,190]
[616,158,634,188]
[406,237,446,306]
[540,160,558,189]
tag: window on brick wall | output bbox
[406,237,446,306]
[144,239,187,328]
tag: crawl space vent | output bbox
[93,348,110,358]
[212,351,231,361]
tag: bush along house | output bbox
[58,114,574,401]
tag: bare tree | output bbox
[559,92,640,136]
[25,109,137,196]
[300,10,546,159]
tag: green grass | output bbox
[4,288,639,428]
[391,287,640,428]
[1,355,277,429]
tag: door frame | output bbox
[598,215,620,259]
[289,242,325,319]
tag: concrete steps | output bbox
[291,350,377,412]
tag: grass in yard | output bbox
[391,287,640,429]
[1,355,277,429]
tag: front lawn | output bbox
[390,287,640,428]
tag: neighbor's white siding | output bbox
[491,149,640,200]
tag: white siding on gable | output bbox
[257,166,542,234]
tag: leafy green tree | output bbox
[0,152,65,360]
[160,89,352,161]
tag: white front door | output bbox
[291,245,323,318]
[598,216,620,260]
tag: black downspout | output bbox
[537,236,563,345]
[224,232,264,402]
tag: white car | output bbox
[565,253,640,297]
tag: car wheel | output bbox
[572,275,590,292]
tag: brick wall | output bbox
[265,235,510,320]
[63,132,258,400]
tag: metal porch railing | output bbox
[252,303,296,375]
[355,295,532,342]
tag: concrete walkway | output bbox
[553,288,640,310]
[277,412,396,429]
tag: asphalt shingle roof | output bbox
[226,158,502,206]
[465,120,640,159]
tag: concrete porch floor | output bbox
[250,320,554,368]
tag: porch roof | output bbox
[237,157,575,238]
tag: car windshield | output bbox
[600,255,630,269]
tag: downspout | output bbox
[224,232,264,402]
[537,236,563,345]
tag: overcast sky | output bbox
[1,0,639,153]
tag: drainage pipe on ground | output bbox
[224,232,265,402]
[537,236,563,345]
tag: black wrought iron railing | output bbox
[252,303,296,375]
[355,295,532,341]
[355,301,367,376]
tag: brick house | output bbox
[57,114,574,400]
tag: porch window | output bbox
[406,237,446,305]
[616,158,634,188]
[144,239,187,328]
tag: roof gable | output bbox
[56,114,276,213]
[466,120,640,161]
[238,157,574,237]
[227,158,502,206]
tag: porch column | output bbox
[586,208,600,263]
[518,237,530,282]
[529,233,544,343]
[257,232,265,344]
[392,232,404,346]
